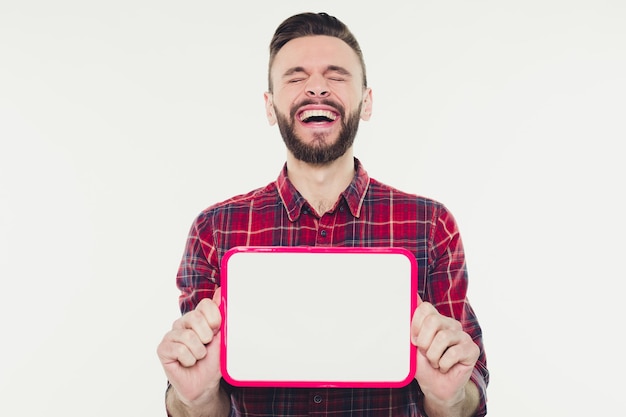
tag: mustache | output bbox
[289,99,345,119]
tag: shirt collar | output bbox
[276,158,371,222]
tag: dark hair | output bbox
[268,12,367,92]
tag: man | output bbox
[157,12,488,417]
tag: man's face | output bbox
[265,35,372,165]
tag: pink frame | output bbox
[219,246,418,388]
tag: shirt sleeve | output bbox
[176,211,221,315]
[425,204,489,416]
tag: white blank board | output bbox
[220,246,417,388]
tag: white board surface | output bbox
[220,246,417,388]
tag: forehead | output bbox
[271,35,363,78]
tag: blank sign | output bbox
[220,246,417,388]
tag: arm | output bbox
[159,214,232,417]
[412,205,488,416]
[157,290,231,417]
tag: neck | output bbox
[286,151,355,215]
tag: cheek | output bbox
[272,90,298,111]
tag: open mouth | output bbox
[298,109,338,124]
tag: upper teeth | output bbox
[299,110,337,121]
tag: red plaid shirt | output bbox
[175,159,488,416]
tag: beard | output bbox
[275,99,362,165]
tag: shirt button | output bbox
[313,395,323,404]
[320,230,327,237]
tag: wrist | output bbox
[423,381,478,417]
[167,383,227,417]
[423,387,466,417]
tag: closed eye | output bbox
[326,65,351,82]
[283,67,308,84]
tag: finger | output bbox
[422,325,463,369]
[205,291,222,333]
[212,286,222,307]
[412,302,461,339]
[437,337,480,373]
[411,303,464,369]
[413,314,450,368]
[410,301,440,343]
[174,299,222,343]
[157,329,207,368]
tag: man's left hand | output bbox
[410,297,479,409]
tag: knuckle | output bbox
[176,349,198,368]
[184,310,205,329]
[423,313,441,329]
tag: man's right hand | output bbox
[157,288,224,409]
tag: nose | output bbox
[305,74,330,97]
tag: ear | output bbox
[360,88,373,121]
[264,92,277,125]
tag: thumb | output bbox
[212,286,222,307]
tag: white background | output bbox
[1,1,624,415]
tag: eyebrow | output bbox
[326,65,352,76]
[282,65,353,78]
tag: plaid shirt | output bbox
[175,159,488,417]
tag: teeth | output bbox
[299,109,337,121]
